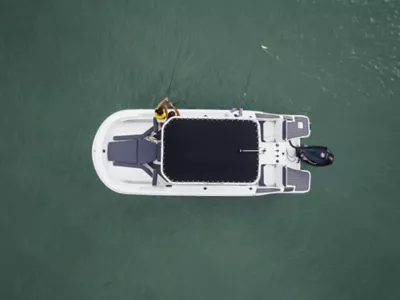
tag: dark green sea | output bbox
[1,0,400,299]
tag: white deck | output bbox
[92,109,311,196]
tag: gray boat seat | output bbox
[107,124,162,185]
[107,139,158,165]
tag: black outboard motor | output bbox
[289,141,334,167]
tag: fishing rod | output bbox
[165,45,183,98]
[231,52,258,116]
[240,44,276,106]
[241,57,256,107]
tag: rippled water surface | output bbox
[1,0,400,299]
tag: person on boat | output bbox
[154,97,180,121]
[154,98,168,121]
[167,101,180,118]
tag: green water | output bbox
[1,0,400,299]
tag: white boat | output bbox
[92,108,334,197]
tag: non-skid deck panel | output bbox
[162,118,259,183]
[286,167,310,192]
[255,113,280,119]
[256,188,281,194]
[286,116,310,139]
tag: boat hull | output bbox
[92,109,311,196]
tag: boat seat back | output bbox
[137,139,157,164]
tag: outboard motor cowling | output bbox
[289,141,334,167]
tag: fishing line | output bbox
[239,45,266,108]
[166,43,183,98]
[240,59,255,108]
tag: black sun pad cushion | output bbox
[162,118,260,183]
